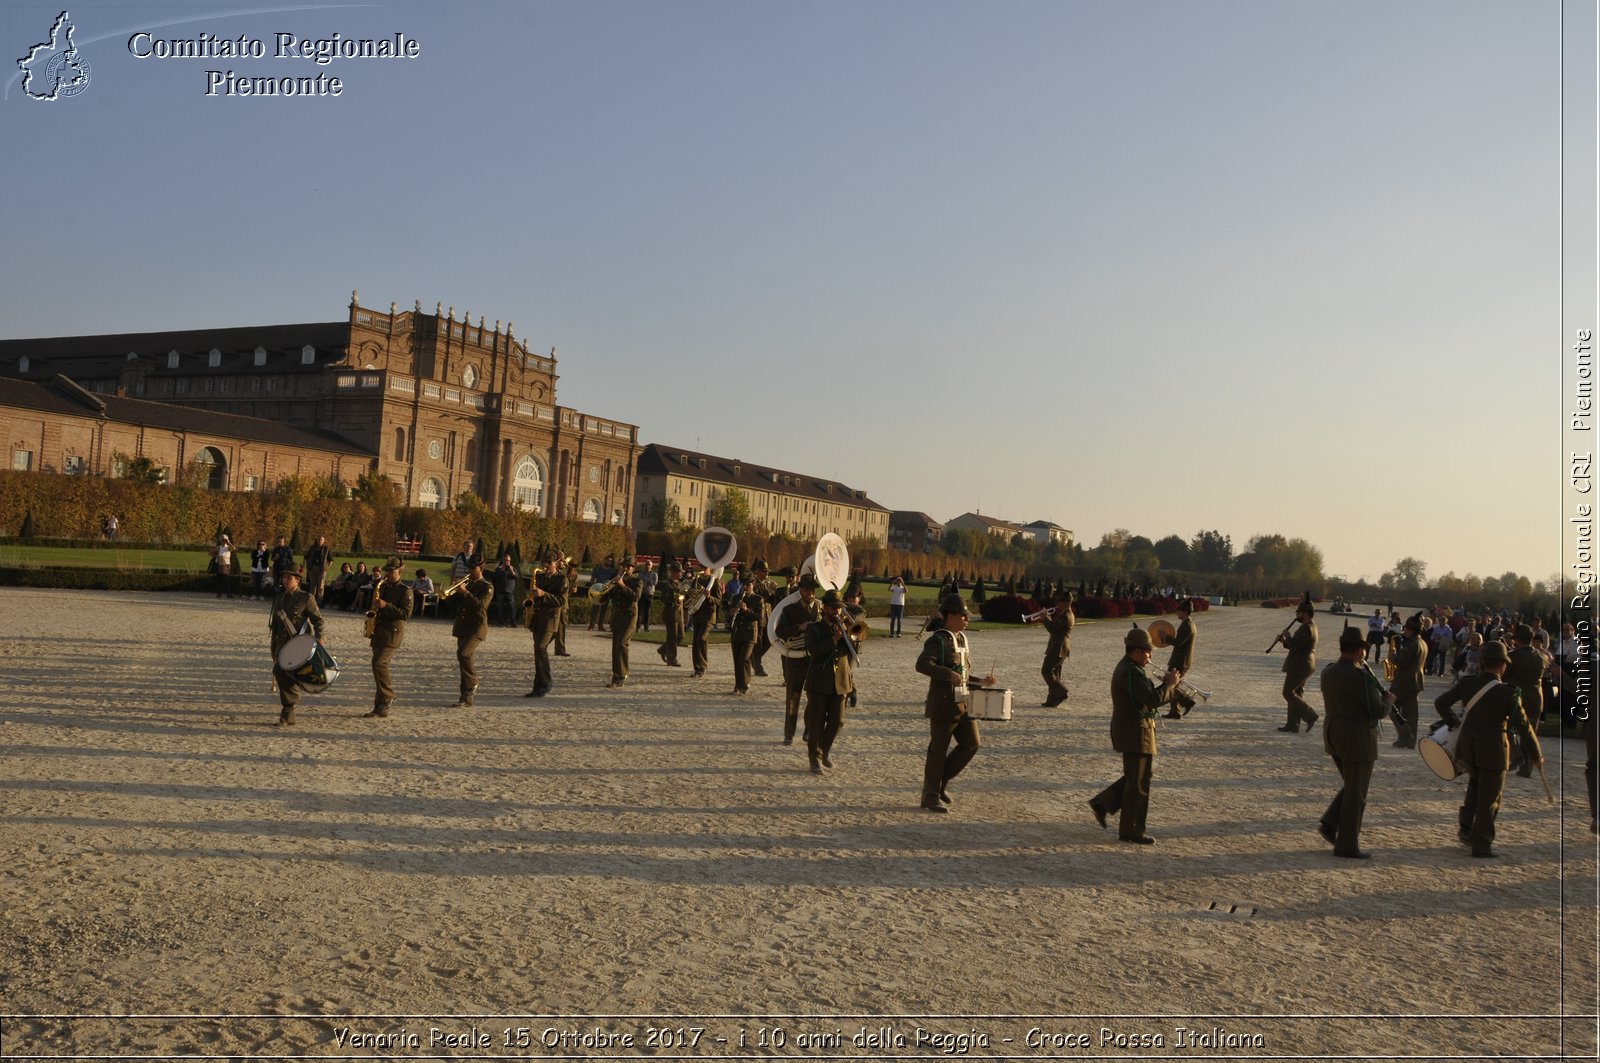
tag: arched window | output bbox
[581,498,601,522]
[419,478,443,509]
[611,506,624,526]
[193,446,227,490]
[393,427,406,462]
[511,455,545,513]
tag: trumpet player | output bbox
[803,589,854,773]
[1275,601,1319,734]
[656,561,685,667]
[448,554,493,708]
[1087,626,1179,843]
[523,553,566,698]
[1316,627,1395,859]
[603,557,642,688]
[1162,599,1198,719]
[776,574,823,745]
[365,557,413,718]
[1034,589,1074,708]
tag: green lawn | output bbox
[0,545,412,576]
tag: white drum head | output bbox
[814,532,849,591]
[276,632,317,670]
[1418,726,1460,781]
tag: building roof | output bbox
[949,511,1025,532]
[0,321,351,381]
[1024,519,1069,531]
[1,375,373,456]
[890,510,943,526]
[638,443,888,512]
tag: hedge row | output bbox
[0,470,629,561]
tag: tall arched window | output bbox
[419,478,443,509]
[393,427,407,462]
[193,446,227,490]
[511,456,545,513]
[581,498,601,522]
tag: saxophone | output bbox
[363,610,378,638]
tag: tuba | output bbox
[766,533,851,649]
[685,527,738,615]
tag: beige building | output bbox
[635,444,889,545]
[0,292,639,524]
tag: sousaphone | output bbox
[767,533,851,646]
[685,527,737,614]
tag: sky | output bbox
[0,0,1585,586]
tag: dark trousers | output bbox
[805,688,844,763]
[1094,752,1154,840]
[888,605,904,637]
[781,656,808,739]
[1041,653,1068,706]
[611,618,633,682]
[732,639,753,692]
[922,713,981,803]
[661,614,683,665]
[691,615,711,674]
[1459,767,1506,855]
[1394,693,1419,745]
[272,665,301,718]
[532,615,556,692]
[371,632,401,708]
[1283,672,1317,729]
[554,607,569,654]
[753,628,772,675]
[1321,754,1373,855]
[456,635,482,699]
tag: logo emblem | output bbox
[18,11,91,101]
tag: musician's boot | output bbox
[782,708,798,745]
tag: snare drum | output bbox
[968,686,1013,721]
[275,633,340,692]
[1418,721,1461,780]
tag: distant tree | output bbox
[114,452,165,485]
[351,530,365,553]
[1380,556,1427,592]
[1153,534,1191,572]
[1189,529,1234,573]
[19,510,34,538]
[972,577,987,603]
[352,471,401,508]
[707,487,752,538]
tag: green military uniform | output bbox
[730,597,758,694]
[1434,662,1542,857]
[1280,612,1319,732]
[554,565,578,656]
[605,571,641,686]
[450,566,493,706]
[746,568,779,677]
[1388,628,1428,747]
[1040,602,1074,707]
[1505,639,1548,730]
[688,574,720,676]
[917,602,979,811]
[656,569,685,666]
[1317,645,1387,857]
[268,577,323,726]
[525,563,566,697]
[1091,634,1177,842]
[776,585,823,744]
[367,566,413,716]
[803,599,852,773]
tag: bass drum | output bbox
[276,633,340,693]
[1418,722,1461,781]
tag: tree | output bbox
[352,470,401,508]
[1153,535,1191,572]
[1383,557,1427,591]
[646,497,687,533]
[707,486,752,538]
[114,452,165,485]
[1190,529,1234,573]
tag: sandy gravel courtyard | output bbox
[0,588,1593,1060]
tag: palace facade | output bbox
[0,293,640,523]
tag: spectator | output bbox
[888,577,907,638]
[211,534,235,599]
[411,568,437,617]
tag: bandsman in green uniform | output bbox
[803,589,854,773]
[746,559,779,678]
[1504,624,1548,776]
[449,554,493,707]
[1088,625,1179,843]
[1387,615,1429,748]
[1275,601,1319,733]
[523,552,567,698]
[604,558,642,687]
[656,562,685,667]
[268,568,323,727]
[1037,588,1074,708]
[775,574,823,744]
[1316,627,1394,858]
[365,556,413,718]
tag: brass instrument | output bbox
[1022,605,1059,624]
[438,575,472,599]
[363,610,377,638]
[846,617,870,643]
[588,580,614,602]
[1147,618,1177,648]
[683,570,718,615]
[1169,672,1212,703]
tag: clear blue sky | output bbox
[1,0,1573,585]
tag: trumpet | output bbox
[1167,670,1212,703]
[439,575,472,599]
[1022,605,1059,624]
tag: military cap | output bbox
[820,589,842,607]
[939,593,969,617]
[1124,626,1153,650]
[1512,623,1533,643]
[797,573,821,590]
[382,556,405,573]
[1338,628,1366,652]
[466,554,485,568]
[1482,640,1511,665]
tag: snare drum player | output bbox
[804,589,854,773]
[917,594,994,813]
[1038,588,1074,708]
[1433,639,1543,858]
[1163,599,1199,718]
[450,554,493,707]
[1275,600,1319,733]
[1316,628,1394,858]
[1087,626,1179,843]
[776,574,823,745]
[365,557,413,718]
[268,569,323,727]
[523,552,566,698]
